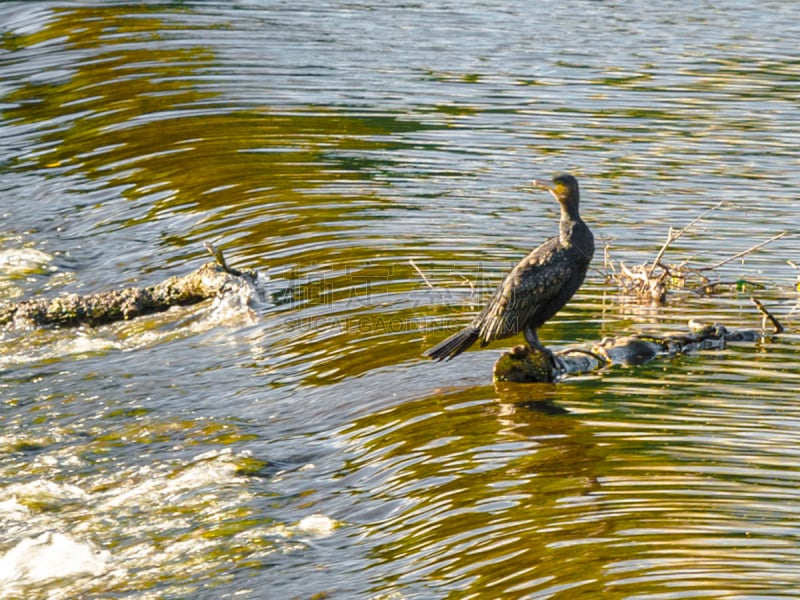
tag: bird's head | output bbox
[532,174,581,219]
[532,174,579,203]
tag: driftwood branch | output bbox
[494,301,783,384]
[646,200,726,279]
[408,258,434,290]
[694,232,787,273]
[751,296,784,334]
[609,200,788,303]
[0,244,258,329]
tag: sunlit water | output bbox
[1,1,799,598]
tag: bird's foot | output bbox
[527,343,568,377]
[525,342,553,360]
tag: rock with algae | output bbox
[0,244,259,329]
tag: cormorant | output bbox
[423,174,594,361]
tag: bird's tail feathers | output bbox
[423,327,480,361]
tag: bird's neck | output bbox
[559,206,583,246]
[559,211,593,262]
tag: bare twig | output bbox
[789,261,800,318]
[695,232,787,272]
[457,274,476,296]
[646,200,727,278]
[751,296,784,334]
[204,241,241,276]
[603,242,616,276]
[409,259,435,290]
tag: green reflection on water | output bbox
[341,383,618,597]
[1,5,434,254]
[340,367,800,597]
[1,4,459,383]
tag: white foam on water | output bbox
[0,450,257,596]
[0,331,121,368]
[0,498,30,521]
[296,513,339,538]
[1,479,88,507]
[0,531,109,588]
[189,270,270,332]
[97,448,248,511]
[0,247,54,275]
[257,513,341,541]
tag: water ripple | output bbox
[1,1,800,598]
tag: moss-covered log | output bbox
[493,320,767,384]
[0,245,258,329]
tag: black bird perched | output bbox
[423,174,594,361]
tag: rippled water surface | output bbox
[1,1,799,598]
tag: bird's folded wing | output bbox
[477,252,572,344]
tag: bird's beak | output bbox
[531,179,554,192]
[532,179,559,202]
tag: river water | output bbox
[1,1,799,598]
